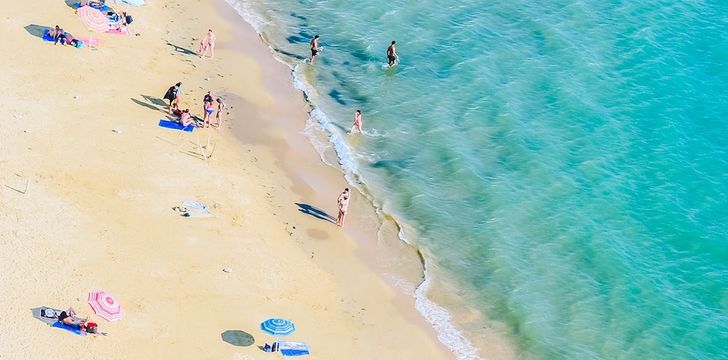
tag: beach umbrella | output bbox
[77,5,111,33]
[260,318,296,337]
[87,290,123,322]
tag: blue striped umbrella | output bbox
[260,318,296,336]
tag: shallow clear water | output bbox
[227,0,728,358]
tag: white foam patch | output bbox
[224,0,267,33]
[415,263,484,360]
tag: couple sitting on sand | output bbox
[48,25,80,47]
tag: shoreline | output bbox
[216,1,515,359]
[213,0,458,353]
[0,0,455,358]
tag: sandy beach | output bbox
[0,0,454,359]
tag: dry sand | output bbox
[0,0,453,359]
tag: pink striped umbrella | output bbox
[88,290,123,322]
[77,5,110,33]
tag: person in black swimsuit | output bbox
[308,35,320,63]
[387,40,398,67]
[58,307,88,329]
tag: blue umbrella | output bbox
[260,318,296,336]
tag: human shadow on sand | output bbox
[296,203,335,223]
[142,94,168,107]
[166,41,197,56]
[24,24,49,39]
[131,98,161,112]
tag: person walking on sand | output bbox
[336,188,350,228]
[164,82,182,113]
[387,40,398,67]
[199,29,216,59]
[213,98,226,129]
[308,35,320,63]
[350,110,363,133]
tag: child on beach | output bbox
[213,98,226,129]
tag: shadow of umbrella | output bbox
[24,24,49,39]
[221,330,255,347]
[31,306,61,326]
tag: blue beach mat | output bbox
[159,119,194,132]
[279,342,310,357]
[52,321,86,336]
[42,29,54,42]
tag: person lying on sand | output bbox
[58,307,88,328]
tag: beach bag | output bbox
[86,322,98,334]
[125,15,133,25]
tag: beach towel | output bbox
[106,27,129,35]
[73,2,110,11]
[279,342,310,357]
[114,0,145,6]
[178,199,214,218]
[52,321,87,336]
[159,119,194,132]
[76,36,101,47]
[42,29,54,42]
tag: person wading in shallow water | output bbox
[387,40,398,67]
[308,34,320,63]
[350,110,363,133]
[336,188,350,228]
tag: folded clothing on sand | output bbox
[159,119,194,132]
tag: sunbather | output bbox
[58,307,88,328]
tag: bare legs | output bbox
[336,210,347,228]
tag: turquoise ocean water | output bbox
[226,0,728,358]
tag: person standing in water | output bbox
[308,35,320,63]
[350,110,363,133]
[336,188,350,228]
[387,40,398,67]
